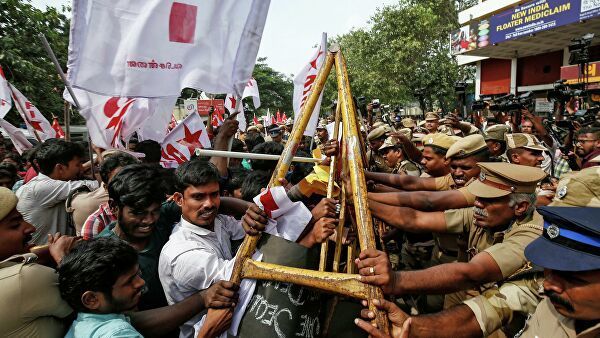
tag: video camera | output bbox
[488,92,534,112]
[555,106,599,129]
[547,80,587,104]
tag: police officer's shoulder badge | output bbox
[556,186,568,199]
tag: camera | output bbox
[555,106,599,129]
[547,80,587,103]
[488,92,533,112]
[471,100,487,111]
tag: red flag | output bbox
[51,116,65,138]
[167,114,177,132]
[276,110,281,123]
[253,113,259,125]
[271,115,276,125]
[282,112,287,122]
[211,106,224,128]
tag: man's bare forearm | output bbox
[393,263,481,295]
[130,292,206,337]
[365,171,423,190]
[408,305,482,338]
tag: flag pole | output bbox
[38,33,95,178]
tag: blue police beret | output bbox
[525,206,600,272]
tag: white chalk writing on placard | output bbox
[248,294,293,338]
[295,314,320,338]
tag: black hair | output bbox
[108,164,167,209]
[35,139,85,175]
[245,132,265,153]
[287,149,313,185]
[0,163,19,184]
[577,127,600,139]
[241,170,271,202]
[2,152,22,166]
[231,138,245,152]
[135,140,161,163]
[227,168,249,193]
[99,152,139,184]
[174,160,220,193]
[250,141,283,172]
[58,237,138,312]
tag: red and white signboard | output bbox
[198,99,224,117]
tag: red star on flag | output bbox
[176,124,204,154]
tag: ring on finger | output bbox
[369,266,375,275]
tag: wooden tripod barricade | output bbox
[229,45,390,334]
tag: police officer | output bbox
[378,136,421,177]
[483,124,510,161]
[517,206,600,337]
[424,112,440,134]
[0,187,73,337]
[367,126,393,173]
[506,133,547,168]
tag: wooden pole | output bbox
[334,49,390,334]
[228,50,335,286]
[319,95,342,271]
[64,101,71,141]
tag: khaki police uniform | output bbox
[517,298,600,338]
[441,163,547,337]
[0,253,72,337]
[484,124,510,162]
[367,127,392,173]
[378,137,422,177]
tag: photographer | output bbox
[575,127,600,168]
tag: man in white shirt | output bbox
[16,140,99,245]
[159,160,335,338]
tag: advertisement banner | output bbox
[490,0,599,44]
[450,19,491,54]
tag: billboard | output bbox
[451,0,600,55]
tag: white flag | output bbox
[160,110,210,167]
[0,66,12,118]
[293,33,327,137]
[0,118,33,154]
[67,0,271,98]
[224,94,246,132]
[242,77,260,109]
[9,84,55,140]
[65,88,177,149]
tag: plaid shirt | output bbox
[553,157,572,179]
[81,202,116,240]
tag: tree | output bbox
[326,0,473,114]
[0,0,72,125]
[247,57,294,117]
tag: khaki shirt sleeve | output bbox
[457,186,476,205]
[484,225,543,279]
[434,174,453,191]
[463,276,542,336]
[444,208,473,234]
[20,264,72,319]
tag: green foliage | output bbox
[326,0,473,114]
[248,57,293,116]
[0,0,72,125]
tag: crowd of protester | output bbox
[0,99,599,338]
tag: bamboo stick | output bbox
[334,49,390,334]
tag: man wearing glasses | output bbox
[575,127,600,169]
